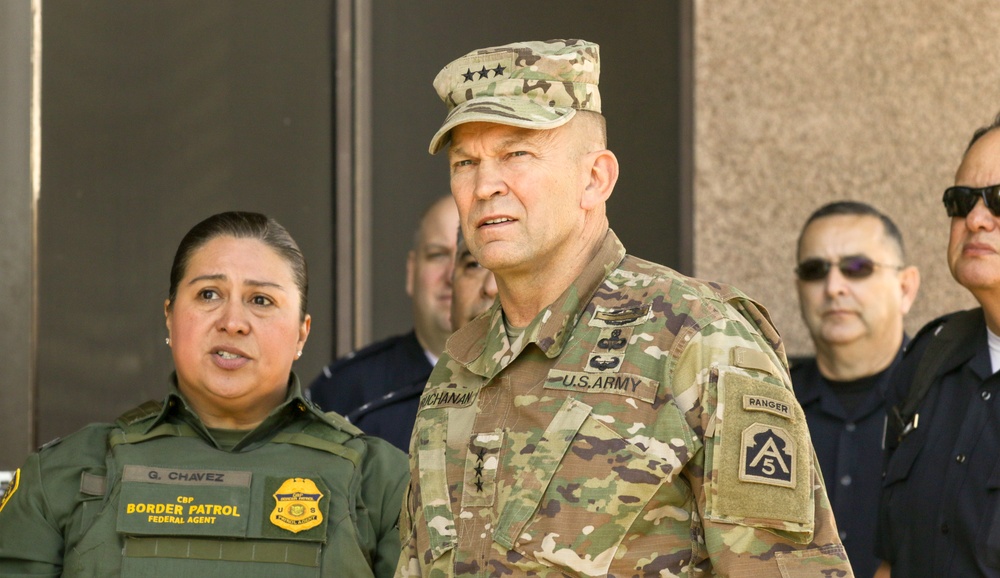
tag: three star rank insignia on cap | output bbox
[461,63,506,83]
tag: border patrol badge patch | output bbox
[739,423,796,488]
[0,469,19,514]
[269,477,324,533]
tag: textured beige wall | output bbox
[695,0,1000,356]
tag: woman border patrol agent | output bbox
[0,211,408,577]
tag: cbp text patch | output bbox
[739,423,796,489]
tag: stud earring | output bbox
[296,350,303,359]
[165,337,170,346]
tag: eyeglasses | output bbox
[795,255,901,282]
[943,185,1000,217]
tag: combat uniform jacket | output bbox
[0,374,408,577]
[396,230,852,577]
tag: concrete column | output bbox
[694,0,992,353]
[0,0,39,469]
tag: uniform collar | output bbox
[447,229,626,378]
[948,311,989,379]
[795,341,908,421]
[795,337,909,405]
[149,372,318,450]
[967,334,993,381]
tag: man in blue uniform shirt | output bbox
[310,196,459,451]
[791,201,919,578]
[878,110,1000,577]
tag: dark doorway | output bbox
[37,1,335,442]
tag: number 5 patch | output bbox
[740,423,796,488]
[704,370,813,535]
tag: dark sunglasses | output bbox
[943,185,1000,217]
[795,255,900,282]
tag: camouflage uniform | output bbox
[395,231,852,577]
[401,38,852,577]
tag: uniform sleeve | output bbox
[394,472,420,577]
[675,304,853,576]
[0,453,65,577]
[360,437,410,578]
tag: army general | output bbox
[394,39,853,577]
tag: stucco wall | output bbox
[695,0,999,356]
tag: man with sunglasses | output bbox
[877,111,1000,577]
[791,201,920,578]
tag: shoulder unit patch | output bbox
[739,423,796,488]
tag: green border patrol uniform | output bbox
[0,374,408,577]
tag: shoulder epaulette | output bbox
[340,333,408,363]
[316,410,364,437]
[890,308,982,447]
[902,311,955,356]
[115,400,163,427]
[38,436,63,451]
[270,416,366,468]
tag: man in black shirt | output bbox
[791,201,920,578]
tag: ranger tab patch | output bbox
[739,423,796,488]
[742,394,792,419]
[270,478,324,533]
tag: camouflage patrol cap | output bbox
[429,38,601,154]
